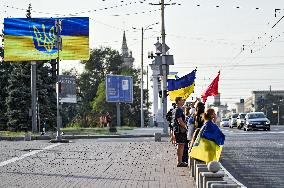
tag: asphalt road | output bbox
[220,125,284,188]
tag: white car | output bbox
[237,113,246,129]
[229,113,239,128]
[220,118,230,127]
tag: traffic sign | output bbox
[106,75,133,103]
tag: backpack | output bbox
[166,109,173,122]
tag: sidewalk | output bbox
[0,137,195,188]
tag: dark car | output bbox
[243,112,270,131]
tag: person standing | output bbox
[106,112,112,127]
[166,103,176,144]
[174,97,188,167]
[194,102,205,129]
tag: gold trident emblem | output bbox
[33,24,60,52]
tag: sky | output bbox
[1,0,284,111]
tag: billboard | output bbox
[59,75,77,103]
[4,17,89,61]
[106,75,133,103]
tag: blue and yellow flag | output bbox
[190,120,225,163]
[167,69,196,101]
[4,17,89,61]
[168,72,179,79]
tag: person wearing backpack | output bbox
[166,103,176,144]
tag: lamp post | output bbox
[133,22,158,128]
[277,99,284,125]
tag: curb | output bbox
[0,133,168,141]
[190,158,247,188]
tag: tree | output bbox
[5,62,31,131]
[91,58,151,127]
[36,61,57,131]
[0,46,12,130]
[77,47,124,127]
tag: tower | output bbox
[121,31,134,68]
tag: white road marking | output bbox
[272,141,283,146]
[0,143,61,167]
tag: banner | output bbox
[59,75,77,103]
[106,75,133,103]
[4,17,89,61]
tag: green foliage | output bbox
[58,46,152,128]
[5,62,31,131]
[0,47,11,130]
[37,61,57,130]
[76,47,124,127]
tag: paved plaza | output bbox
[0,137,195,188]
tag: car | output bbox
[229,113,239,128]
[237,113,246,129]
[220,118,230,127]
[243,112,270,131]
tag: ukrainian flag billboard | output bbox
[4,17,89,61]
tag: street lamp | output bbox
[272,99,284,125]
[133,22,159,128]
[277,99,284,125]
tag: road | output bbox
[0,137,195,188]
[220,125,284,188]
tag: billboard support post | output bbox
[116,102,121,127]
[31,61,37,133]
[55,19,62,142]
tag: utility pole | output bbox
[26,4,37,133]
[133,23,158,128]
[141,27,144,128]
[146,65,149,125]
[55,19,63,141]
[160,0,168,134]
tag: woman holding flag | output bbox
[190,108,225,163]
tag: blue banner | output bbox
[106,75,133,103]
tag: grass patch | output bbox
[0,131,41,137]
[0,126,136,137]
[61,126,135,135]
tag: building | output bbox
[252,90,284,110]
[244,90,284,113]
[209,93,229,122]
[235,99,245,113]
[235,102,244,113]
[121,31,134,68]
[244,97,254,113]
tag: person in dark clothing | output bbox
[166,103,176,144]
[182,107,191,163]
[194,102,205,129]
[106,112,112,127]
[174,97,188,167]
